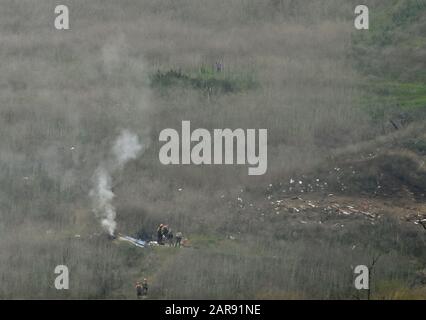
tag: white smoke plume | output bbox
[90,130,143,236]
[112,130,143,168]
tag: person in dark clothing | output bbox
[161,225,170,246]
[175,232,183,247]
[135,282,143,299]
[157,224,164,244]
[142,278,148,296]
[166,230,174,246]
[162,225,169,239]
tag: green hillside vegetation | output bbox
[150,67,258,94]
[353,0,426,121]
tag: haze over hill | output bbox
[0,0,425,299]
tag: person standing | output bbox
[142,278,148,296]
[157,224,164,244]
[135,281,143,299]
[167,229,174,246]
[162,225,169,240]
[175,232,183,247]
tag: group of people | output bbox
[135,279,148,299]
[134,225,184,298]
[157,224,183,247]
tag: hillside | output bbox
[0,0,425,299]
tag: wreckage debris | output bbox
[118,234,146,248]
[265,191,382,226]
[405,213,426,230]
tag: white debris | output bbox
[118,235,146,248]
[360,211,376,218]
[307,202,316,208]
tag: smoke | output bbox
[89,35,151,236]
[112,130,143,168]
[90,130,144,235]
[91,167,116,236]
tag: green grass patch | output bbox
[150,67,258,94]
[351,0,426,84]
[189,233,225,249]
[357,80,426,121]
[353,0,426,47]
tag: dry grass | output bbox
[0,0,425,299]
